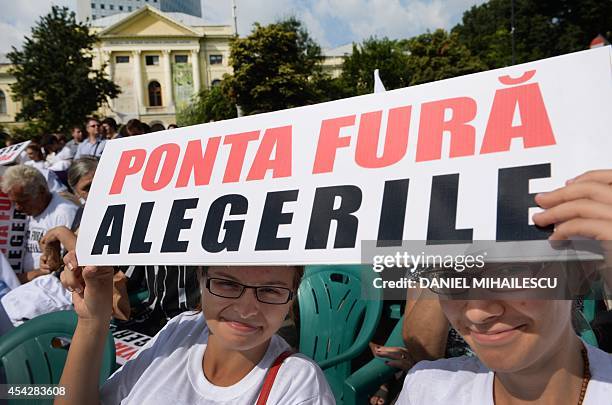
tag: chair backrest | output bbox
[579,296,599,347]
[0,310,115,405]
[298,265,383,377]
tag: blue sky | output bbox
[0,0,487,54]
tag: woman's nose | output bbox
[233,287,260,318]
[463,300,505,325]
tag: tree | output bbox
[226,18,331,115]
[403,29,487,86]
[7,6,119,134]
[453,0,612,69]
[176,80,237,126]
[340,37,412,96]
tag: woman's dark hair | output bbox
[118,124,129,138]
[150,123,166,132]
[26,143,43,157]
[126,119,145,136]
[102,117,118,131]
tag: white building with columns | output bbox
[91,5,233,126]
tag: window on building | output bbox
[119,5,123,11]
[211,79,221,87]
[91,3,96,8]
[145,55,159,66]
[209,54,223,65]
[109,4,114,10]
[0,90,7,114]
[92,15,97,19]
[100,4,105,9]
[174,55,188,64]
[115,55,130,63]
[148,81,162,107]
[128,6,132,11]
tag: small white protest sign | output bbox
[111,327,152,365]
[77,47,612,266]
[0,141,30,166]
[0,166,28,273]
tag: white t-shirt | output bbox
[0,253,20,291]
[24,160,48,171]
[23,193,78,271]
[1,273,72,326]
[396,342,612,404]
[46,147,74,171]
[100,312,335,405]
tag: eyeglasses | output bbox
[205,277,294,304]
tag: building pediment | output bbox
[99,5,201,38]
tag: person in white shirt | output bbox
[23,143,47,171]
[57,264,335,405]
[0,165,77,283]
[41,134,72,171]
[397,169,612,405]
[21,143,67,193]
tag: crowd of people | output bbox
[0,115,610,405]
[0,116,183,330]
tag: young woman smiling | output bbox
[396,170,612,405]
[55,264,335,404]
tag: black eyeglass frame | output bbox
[204,277,294,305]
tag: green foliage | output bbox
[338,32,485,93]
[10,123,46,143]
[7,6,120,135]
[403,29,487,86]
[176,80,237,126]
[226,18,331,115]
[340,37,412,95]
[453,0,612,68]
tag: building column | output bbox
[191,49,201,94]
[162,49,174,110]
[132,50,145,114]
[102,50,114,109]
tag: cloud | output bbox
[0,22,27,54]
[1,0,487,55]
[0,0,76,54]
[202,0,486,48]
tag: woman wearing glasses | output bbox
[396,169,612,405]
[55,264,335,404]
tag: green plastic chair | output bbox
[298,265,383,404]
[343,314,405,403]
[579,293,599,347]
[0,310,116,405]
[129,288,150,307]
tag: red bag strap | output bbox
[256,350,295,405]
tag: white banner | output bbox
[111,327,152,365]
[77,47,612,266]
[0,141,30,166]
[0,166,28,272]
